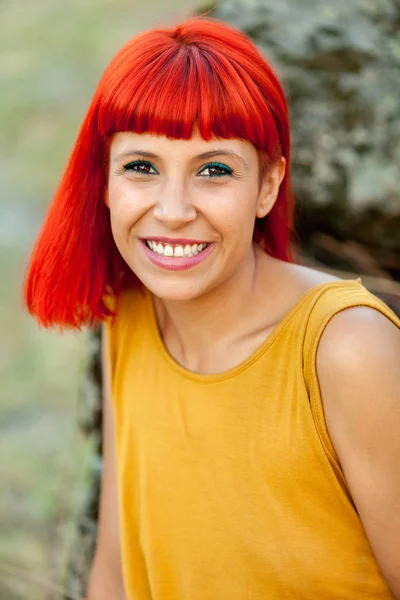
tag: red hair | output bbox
[24,15,296,330]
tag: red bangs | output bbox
[97,31,280,157]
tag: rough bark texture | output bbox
[63,1,400,596]
[63,327,103,600]
[205,1,400,211]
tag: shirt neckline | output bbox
[144,278,362,384]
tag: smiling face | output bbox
[106,129,285,301]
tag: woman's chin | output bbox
[135,271,216,303]
[148,281,209,303]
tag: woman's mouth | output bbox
[144,240,210,257]
[140,238,214,271]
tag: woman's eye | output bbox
[198,162,233,178]
[123,160,158,175]
[121,160,232,178]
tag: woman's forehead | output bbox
[110,130,255,158]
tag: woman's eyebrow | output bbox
[196,150,248,168]
[113,150,158,163]
[113,149,248,168]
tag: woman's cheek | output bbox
[110,188,148,230]
[211,195,256,237]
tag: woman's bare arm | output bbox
[317,307,400,598]
[86,323,127,599]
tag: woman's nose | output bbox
[153,183,197,229]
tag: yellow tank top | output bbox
[104,278,399,600]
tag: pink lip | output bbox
[140,240,215,271]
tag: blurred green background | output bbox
[0,1,197,598]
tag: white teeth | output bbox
[174,245,184,257]
[146,240,209,257]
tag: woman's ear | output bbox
[256,156,286,218]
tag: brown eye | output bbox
[198,162,232,178]
[123,160,158,175]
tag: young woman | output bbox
[24,16,400,600]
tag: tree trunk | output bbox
[63,327,103,600]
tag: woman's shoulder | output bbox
[259,257,346,319]
[298,260,400,401]
[313,278,400,590]
[301,262,400,407]
[267,259,399,347]
[274,261,342,296]
[315,272,400,367]
[286,260,400,334]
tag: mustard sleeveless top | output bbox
[104,278,399,600]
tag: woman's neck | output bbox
[152,245,278,373]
